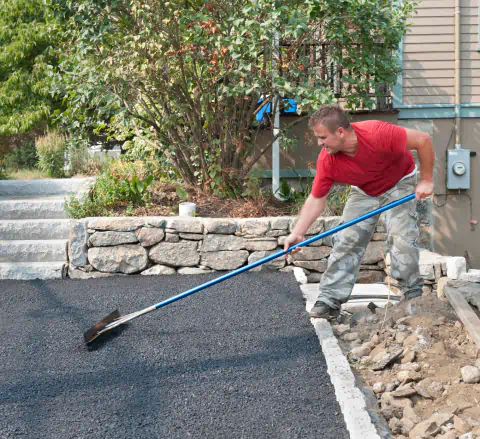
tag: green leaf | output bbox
[176,186,189,201]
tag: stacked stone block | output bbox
[68,215,391,281]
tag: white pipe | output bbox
[272,30,281,198]
[455,0,462,149]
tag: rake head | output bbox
[83,309,122,345]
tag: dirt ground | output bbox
[332,292,480,439]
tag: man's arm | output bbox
[404,127,435,200]
[283,194,327,255]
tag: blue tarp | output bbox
[256,98,297,122]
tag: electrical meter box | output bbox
[447,148,470,189]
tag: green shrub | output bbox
[0,159,9,180]
[4,141,39,170]
[68,144,105,177]
[35,131,66,178]
[64,160,154,218]
[64,193,112,219]
[277,169,350,216]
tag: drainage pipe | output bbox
[454,0,462,149]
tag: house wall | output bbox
[431,118,480,268]
[402,0,455,105]
[401,0,480,105]
[255,0,480,268]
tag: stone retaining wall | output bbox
[68,216,464,295]
[68,215,389,281]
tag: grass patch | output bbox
[8,169,51,180]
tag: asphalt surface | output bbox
[0,272,348,439]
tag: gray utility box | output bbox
[447,148,471,189]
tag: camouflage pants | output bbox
[317,174,424,309]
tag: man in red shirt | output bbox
[284,104,435,319]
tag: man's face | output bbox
[312,123,345,154]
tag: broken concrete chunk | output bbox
[409,412,454,439]
[403,405,421,424]
[391,383,417,398]
[454,416,472,435]
[397,370,423,383]
[372,348,403,371]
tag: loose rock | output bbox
[409,412,454,438]
[454,416,472,435]
[400,362,421,372]
[373,382,385,394]
[141,265,176,276]
[351,345,372,359]
[391,383,417,398]
[343,332,359,342]
[373,348,403,371]
[334,324,350,336]
[388,417,403,435]
[460,365,480,384]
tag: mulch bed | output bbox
[116,181,298,218]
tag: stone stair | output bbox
[0,178,93,280]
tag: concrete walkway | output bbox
[0,272,349,439]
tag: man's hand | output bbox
[283,233,305,257]
[415,179,434,200]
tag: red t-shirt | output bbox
[311,120,415,198]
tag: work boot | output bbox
[403,290,422,301]
[308,301,340,320]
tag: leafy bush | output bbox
[0,160,9,180]
[4,141,39,170]
[35,131,66,178]
[55,0,414,196]
[277,169,350,216]
[67,143,105,177]
[64,160,155,218]
[277,168,316,208]
[125,175,154,204]
[64,193,112,219]
[325,185,351,216]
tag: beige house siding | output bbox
[402,0,455,105]
[402,0,480,105]
[461,4,480,102]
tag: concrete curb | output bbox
[312,319,382,439]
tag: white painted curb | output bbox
[312,319,382,439]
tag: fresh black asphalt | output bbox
[0,272,348,439]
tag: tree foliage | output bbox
[52,0,415,194]
[0,0,62,135]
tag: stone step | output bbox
[0,240,68,263]
[0,177,94,197]
[0,262,66,280]
[0,197,67,219]
[0,219,72,240]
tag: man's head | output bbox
[308,105,352,154]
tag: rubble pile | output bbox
[332,294,480,439]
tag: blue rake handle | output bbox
[104,193,415,330]
[152,193,416,310]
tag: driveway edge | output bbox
[312,319,382,439]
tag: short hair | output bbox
[308,104,351,133]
